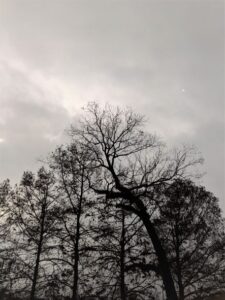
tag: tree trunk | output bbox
[178,276,184,300]
[30,246,42,300]
[30,202,46,300]
[139,205,178,300]
[72,211,81,300]
[71,168,84,300]
[120,210,126,300]
[175,225,184,300]
[119,194,178,300]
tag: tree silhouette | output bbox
[0,103,224,300]
[69,102,202,300]
[154,179,225,299]
[9,167,58,300]
[93,198,157,299]
[49,144,96,300]
[0,180,14,296]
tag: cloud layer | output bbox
[0,0,224,209]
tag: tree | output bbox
[0,180,14,297]
[49,144,96,300]
[69,102,202,300]
[93,198,157,299]
[9,167,58,300]
[154,179,225,299]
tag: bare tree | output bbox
[49,144,96,300]
[9,167,58,300]
[69,102,202,300]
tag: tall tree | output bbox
[69,102,202,300]
[10,167,58,300]
[49,144,96,300]
[0,180,14,297]
[155,179,225,300]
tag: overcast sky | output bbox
[0,0,224,210]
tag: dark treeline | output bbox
[0,103,224,300]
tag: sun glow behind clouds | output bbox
[0,138,5,143]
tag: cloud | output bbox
[0,61,71,183]
[0,0,224,209]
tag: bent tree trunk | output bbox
[141,212,178,300]
[120,194,178,300]
[134,197,178,300]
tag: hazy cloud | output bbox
[0,62,71,182]
[0,0,224,209]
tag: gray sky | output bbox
[0,0,224,210]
